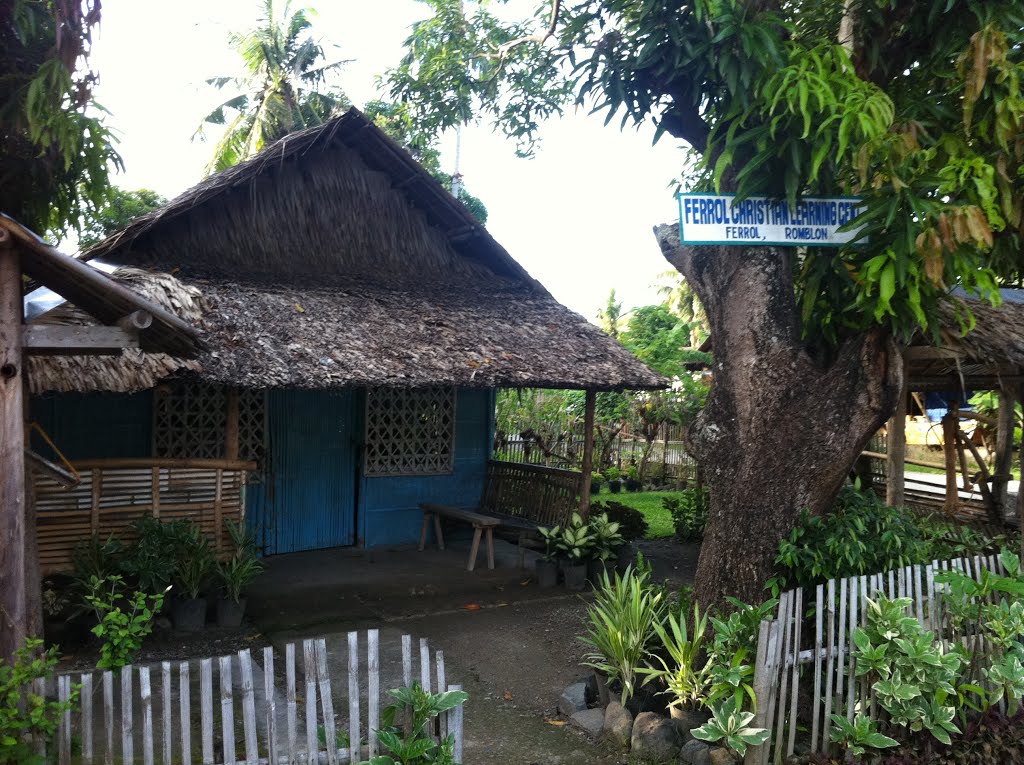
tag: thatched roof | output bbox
[28,269,203,394]
[907,290,1024,391]
[32,109,664,393]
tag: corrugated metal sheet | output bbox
[248,390,356,555]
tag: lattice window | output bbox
[238,388,266,465]
[153,382,226,460]
[153,383,266,467]
[364,387,456,476]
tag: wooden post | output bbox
[993,389,1015,521]
[1016,385,1024,562]
[0,233,26,662]
[225,388,240,461]
[886,370,907,507]
[942,408,959,516]
[579,389,596,519]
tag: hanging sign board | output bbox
[677,193,864,247]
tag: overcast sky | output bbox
[86,0,690,320]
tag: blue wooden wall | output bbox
[31,386,495,554]
[358,388,494,547]
[30,391,153,460]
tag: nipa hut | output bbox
[29,108,664,570]
[880,289,1024,523]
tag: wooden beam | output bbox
[959,429,997,520]
[942,410,959,516]
[225,388,240,461]
[23,325,139,355]
[958,409,999,427]
[579,389,596,519]
[993,390,1016,519]
[1017,385,1024,561]
[0,230,26,662]
[886,368,908,506]
[903,346,964,361]
[909,376,1024,391]
[0,215,200,356]
[863,450,946,472]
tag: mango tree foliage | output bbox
[0,0,121,237]
[388,0,1024,346]
[389,0,1024,607]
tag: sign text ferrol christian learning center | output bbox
[677,193,863,247]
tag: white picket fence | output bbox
[37,630,464,765]
[745,554,1005,765]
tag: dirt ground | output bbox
[261,538,701,765]
[52,537,701,764]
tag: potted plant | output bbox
[638,604,712,732]
[535,525,562,588]
[171,526,213,632]
[216,521,264,627]
[557,513,593,591]
[605,466,622,494]
[586,513,624,584]
[625,465,642,492]
[590,472,604,495]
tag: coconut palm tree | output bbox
[654,270,708,347]
[195,0,350,173]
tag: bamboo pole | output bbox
[886,371,908,506]
[0,233,26,662]
[579,389,596,519]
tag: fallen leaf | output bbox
[462,603,481,611]
[503,690,513,701]
[544,718,566,726]
[295,302,305,313]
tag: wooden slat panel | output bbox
[35,463,248,574]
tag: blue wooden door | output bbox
[248,390,356,555]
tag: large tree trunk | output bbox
[654,224,902,609]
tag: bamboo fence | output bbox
[746,554,1006,764]
[35,630,464,765]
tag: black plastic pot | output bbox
[535,559,559,588]
[590,480,602,495]
[172,597,207,632]
[216,598,247,628]
[625,478,641,492]
[587,558,611,585]
[608,480,622,494]
[561,562,587,591]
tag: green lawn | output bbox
[592,489,682,539]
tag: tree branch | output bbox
[493,0,563,59]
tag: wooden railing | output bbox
[480,459,581,528]
[35,458,256,574]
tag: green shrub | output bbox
[84,575,166,669]
[0,639,77,764]
[772,487,1003,592]
[851,596,963,747]
[593,500,649,541]
[580,564,667,704]
[362,683,467,765]
[664,487,709,542]
[119,515,192,593]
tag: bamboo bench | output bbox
[418,460,581,571]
